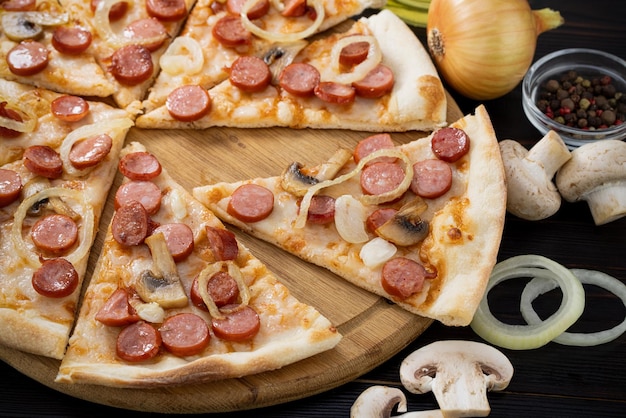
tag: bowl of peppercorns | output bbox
[522,48,626,148]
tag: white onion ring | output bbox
[0,99,37,133]
[94,0,167,49]
[470,255,586,350]
[520,268,626,346]
[328,35,382,85]
[240,0,325,43]
[160,36,204,76]
[196,261,250,319]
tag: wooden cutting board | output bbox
[0,94,461,413]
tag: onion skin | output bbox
[427,0,564,100]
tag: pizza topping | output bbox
[229,56,272,93]
[196,261,251,320]
[116,321,162,362]
[1,12,43,41]
[94,0,166,48]
[329,35,382,85]
[352,64,395,99]
[31,213,78,255]
[302,194,335,224]
[263,40,308,83]
[227,0,270,19]
[0,100,36,136]
[91,0,128,21]
[366,207,397,233]
[227,183,274,222]
[95,288,141,326]
[360,162,406,196]
[159,313,210,357]
[23,145,63,179]
[51,26,92,55]
[51,95,90,122]
[381,257,432,299]
[122,18,168,52]
[410,159,453,199]
[114,180,162,215]
[205,225,239,261]
[278,62,320,97]
[151,223,194,262]
[6,40,49,76]
[112,200,150,246]
[160,36,204,75]
[359,237,397,269]
[2,0,36,11]
[0,168,22,207]
[166,84,212,122]
[313,148,353,181]
[334,194,368,244]
[212,15,252,48]
[31,257,79,298]
[339,40,369,67]
[240,0,325,43]
[211,304,260,342]
[431,127,470,163]
[146,0,187,22]
[353,133,396,165]
[313,81,355,105]
[191,271,240,310]
[281,162,319,196]
[119,151,163,181]
[110,44,154,85]
[375,198,429,247]
[135,232,189,308]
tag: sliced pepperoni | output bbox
[280,0,307,17]
[0,168,22,207]
[226,0,270,19]
[381,257,429,299]
[301,194,335,224]
[123,18,168,52]
[151,223,194,262]
[31,214,78,255]
[431,127,470,163]
[353,133,396,165]
[366,207,398,233]
[118,151,162,181]
[95,288,140,327]
[2,0,36,11]
[32,258,79,298]
[146,0,187,21]
[229,56,271,93]
[314,82,355,105]
[51,95,90,122]
[212,15,251,48]
[278,62,320,97]
[227,184,274,223]
[352,64,394,99]
[91,0,128,21]
[112,200,150,247]
[160,313,210,357]
[69,134,113,170]
[190,271,240,310]
[205,225,239,261]
[410,159,453,199]
[7,41,49,76]
[114,180,162,215]
[23,145,63,179]
[339,41,369,67]
[116,321,161,362]
[0,101,23,138]
[360,162,405,196]
[166,85,212,122]
[110,45,154,86]
[211,305,260,342]
[51,26,92,55]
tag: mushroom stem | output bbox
[350,386,445,418]
[583,181,626,225]
[525,130,572,178]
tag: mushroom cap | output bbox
[350,386,408,418]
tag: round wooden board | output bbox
[0,95,461,413]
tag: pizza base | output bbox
[192,105,506,326]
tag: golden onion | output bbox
[426,0,564,100]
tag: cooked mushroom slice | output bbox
[135,232,188,309]
[350,386,444,418]
[280,161,319,196]
[376,198,429,246]
[22,177,79,220]
[2,12,43,41]
[264,40,307,83]
[556,139,626,225]
[400,340,513,418]
[499,131,571,220]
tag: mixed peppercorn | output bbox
[536,70,626,130]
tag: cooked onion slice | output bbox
[470,255,585,350]
[95,0,167,49]
[329,35,382,85]
[0,99,37,133]
[521,268,626,346]
[240,0,325,43]
[196,261,251,319]
[294,148,412,229]
[11,187,95,267]
[360,237,397,268]
[160,36,204,76]
[22,10,69,26]
[334,195,369,244]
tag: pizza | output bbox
[56,141,342,387]
[137,9,448,132]
[0,78,134,359]
[192,105,506,326]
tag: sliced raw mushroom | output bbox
[375,198,429,246]
[499,131,571,220]
[400,340,513,418]
[555,139,626,225]
[350,385,444,418]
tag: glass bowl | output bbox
[522,48,626,148]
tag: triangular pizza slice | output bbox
[56,141,341,387]
[192,106,506,326]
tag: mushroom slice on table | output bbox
[499,131,571,220]
[350,386,444,418]
[555,139,626,225]
[399,340,513,418]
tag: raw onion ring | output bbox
[470,255,585,350]
[520,268,626,346]
[328,35,382,85]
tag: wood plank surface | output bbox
[0,95,462,413]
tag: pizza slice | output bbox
[138,0,386,116]
[192,105,506,326]
[56,141,341,387]
[0,78,134,359]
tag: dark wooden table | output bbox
[2,1,624,416]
